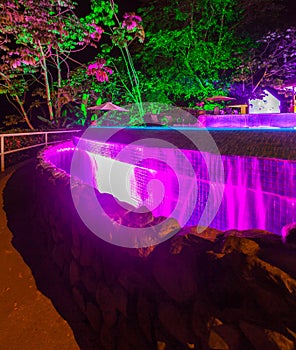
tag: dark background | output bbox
[0,0,295,126]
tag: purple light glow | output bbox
[43,133,296,239]
[68,125,226,247]
[190,113,296,129]
[70,135,203,229]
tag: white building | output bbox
[249,90,281,114]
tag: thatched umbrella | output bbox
[87,102,129,111]
[206,96,236,102]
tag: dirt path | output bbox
[0,163,80,350]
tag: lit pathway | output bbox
[0,162,80,350]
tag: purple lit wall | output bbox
[199,113,296,129]
[44,138,296,236]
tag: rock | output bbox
[157,341,166,350]
[191,300,211,340]
[117,336,137,350]
[281,222,296,244]
[122,206,154,228]
[96,282,117,327]
[239,321,295,350]
[212,324,251,350]
[286,328,296,344]
[81,266,97,295]
[158,301,195,344]
[186,226,222,242]
[124,217,180,249]
[137,296,155,342]
[71,221,81,260]
[97,192,134,224]
[152,216,167,225]
[154,318,186,349]
[169,234,213,255]
[100,325,117,350]
[152,242,199,303]
[69,259,80,286]
[244,281,296,329]
[223,229,272,239]
[52,243,71,270]
[51,224,64,243]
[118,315,153,350]
[258,245,296,278]
[119,267,157,295]
[113,286,128,316]
[208,329,229,349]
[85,302,102,332]
[92,258,103,279]
[265,330,296,350]
[220,236,259,256]
[247,256,296,297]
[23,157,296,350]
[135,245,157,258]
[157,217,181,238]
[80,236,95,266]
[72,286,85,313]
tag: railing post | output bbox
[1,135,4,172]
[45,132,48,146]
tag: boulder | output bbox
[281,222,296,244]
[158,301,195,344]
[239,321,295,350]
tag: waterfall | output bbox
[68,138,296,235]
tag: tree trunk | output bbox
[39,44,54,122]
[15,95,34,130]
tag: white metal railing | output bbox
[0,129,81,172]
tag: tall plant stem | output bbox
[39,43,54,121]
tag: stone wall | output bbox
[34,152,296,350]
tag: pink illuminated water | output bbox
[196,113,296,129]
[44,138,296,235]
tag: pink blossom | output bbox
[123,13,142,21]
[96,71,109,82]
[122,12,142,31]
[87,58,113,83]
[104,66,113,74]
[90,24,104,41]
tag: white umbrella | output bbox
[87,102,129,111]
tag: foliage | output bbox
[0,0,146,128]
[135,0,252,106]
[0,0,104,129]
[3,114,25,127]
[81,0,146,121]
[231,27,296,99]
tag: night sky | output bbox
[75,0,296,30]
[77,0,141,16]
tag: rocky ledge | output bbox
[40,172,296,349]
[8,159,296,350]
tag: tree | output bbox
[0,0,146,128]
[135,0,252,106]
[62,63,131,127]
[0,62,35,129]
[82,0,146,121]
[0,0,103,129]
[231,27,296,99]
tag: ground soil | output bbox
[0,162,96,350]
